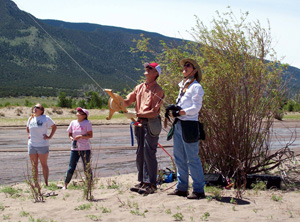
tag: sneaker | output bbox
[138,184,157,195]
[187,192,206,199]
[167,189,189,197]
[130,182,144,192]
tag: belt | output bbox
[137,118,148,123]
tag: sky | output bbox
[12,0,300,69]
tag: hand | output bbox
[124,111,137,119]
[165,104,182,118]
[43,134,50,140]
[172,109,181,117]
[74,135,85,140]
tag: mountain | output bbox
[0,0,182,97]
[0,0,299,98]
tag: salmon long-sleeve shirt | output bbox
[125,81,164,118]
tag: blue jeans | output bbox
[173,120,205,193]
[135,122,158,185]
[65,150,92,184]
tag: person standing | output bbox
[27,103,57,187]
[167,58,206,199]
[123,62,164,195]
[63,107,93,189]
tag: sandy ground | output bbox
[0,173,300,222]
[0,107,300,221]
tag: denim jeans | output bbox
[135,122,158,185]
[173,120,205,193]
[65,150,92,184]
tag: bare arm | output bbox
[68,132,74,141]
[124,92,136,107]
[26,127,30,139]
[74,131,93,140]
[44,124,57,140]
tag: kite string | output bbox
[24,10,173,127]
[25,12,105,92]
[26,9,172,106]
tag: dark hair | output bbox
[77,110,88,120]
[40,107,45,115]
[194,72,199,80]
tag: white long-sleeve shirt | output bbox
[176,79,204,121]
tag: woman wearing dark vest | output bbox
[168,58,205,199]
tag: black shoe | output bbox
[167,189,189,197]
[138,184,157,195]
[130,182,144,192]
[187,192,206,199]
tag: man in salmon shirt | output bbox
[124,62,164,195]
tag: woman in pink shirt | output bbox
[63,107,93,189]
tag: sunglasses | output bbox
[34,106,42,110]
[183,63,193,68]
[145,66,153,70]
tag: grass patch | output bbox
[0,186,22,198]
[283,113,300,120]
[0,96,57,107]
[74,203,93,211]
[200,212,210,221]
[44,182,61,191]
[204,186,223,200]
[106,179,121,189]
[172,212,184,221]
[2,214,10,220]
[67,181,84,190]
[19,210,30,217]
[99,206,112,213]
[0,203,5,211]
[130,209,148,217]
[251,181,267,194]
[86,214,101,221]
[63,192,70,201]
[165,208,172,214]
[271,194,282,202]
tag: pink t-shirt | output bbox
[67,119,92,151]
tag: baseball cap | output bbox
[76,107,89,117]
[144,62,161,75]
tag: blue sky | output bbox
[13,0,300,68]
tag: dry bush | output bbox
[46,110,53,115]
[15,108,23,116]
[192,10,289,197]
[52,107,63,115]
[24,162,44,202]
[70,109,77,114]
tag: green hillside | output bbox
[0,0,299,98]
[0,0,182,97]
